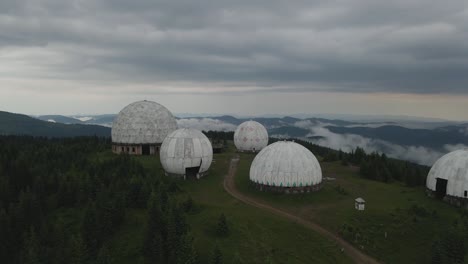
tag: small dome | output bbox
[426,149,468,198]
[112,100,177,144]
[250,141,322,188]
[234,121,268,152]
[160,128,213,178]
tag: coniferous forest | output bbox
[0,136,197,264]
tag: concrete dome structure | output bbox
[160,128,213,179]
[249,141,322,193]
[112,100,177,155]
[426,149,468,206]
[234,121,268,152]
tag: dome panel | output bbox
[234,121,269,152]
[112,100,177,144]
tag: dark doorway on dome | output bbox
[435,178,448,199]
[142,145,150,155]
[185,166,200,180]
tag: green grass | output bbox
[176,147,353,263]
[234,153,462,264]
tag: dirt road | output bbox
[223,156,381,264]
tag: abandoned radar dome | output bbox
[160,128,213,179]
[234,121,268,152]
[249,141,322,193]
[426,149,468,204]
[111,100,177,155]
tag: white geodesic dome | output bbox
[426,149,468,198]
[250,141,322,188]
[234,121,268,152]
[111,100,177,144]
[160,128,213,177]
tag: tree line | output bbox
[286,139,430,187]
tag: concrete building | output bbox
[426,149,468,207]
[111,100,177,155]
[249,141,322,193]
[160,128,213,179]
[234,121,268,152]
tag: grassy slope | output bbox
[95,144,353,264]
[234,153,462,264]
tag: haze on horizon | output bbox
[1,0,468,121]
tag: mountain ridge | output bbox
[1,111,110,137]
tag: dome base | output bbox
[236,149,261,154]
[251,182,322,194]
[112,143,161,155]
[164,171,209,180]
[426,188,468,209]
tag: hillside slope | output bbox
[0,111,110,137]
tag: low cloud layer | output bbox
[177,117,467,165]
[296,121,467,165]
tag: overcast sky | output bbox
[1,0,468,120]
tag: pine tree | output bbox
[81,202,99,257]
[183,196,194,212]
[176,235,199,264]
[97,243,114,264]
[21,227,42,264]
[431,240,443,264]
[216,213,229,237]
[0,209,9,260]
[70,235,88,264]
[210,244,223,264]
[143,192,166,263]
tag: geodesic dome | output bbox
[112,100,177,144]
[250,141,322,188]
[234,121,268,152]
[160,128,213,179]
[427,149,468,198]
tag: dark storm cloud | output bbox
[1,0,468,94]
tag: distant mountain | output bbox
[0,111,110,137]
[37,115,83,124]
[310,113,453,122]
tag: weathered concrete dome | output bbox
[249,141,322,192]
[234,121,268,152]
[112,100,177,144]
[426,149,468,199]
[160,128,213,179]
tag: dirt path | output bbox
[223,156,381,264]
